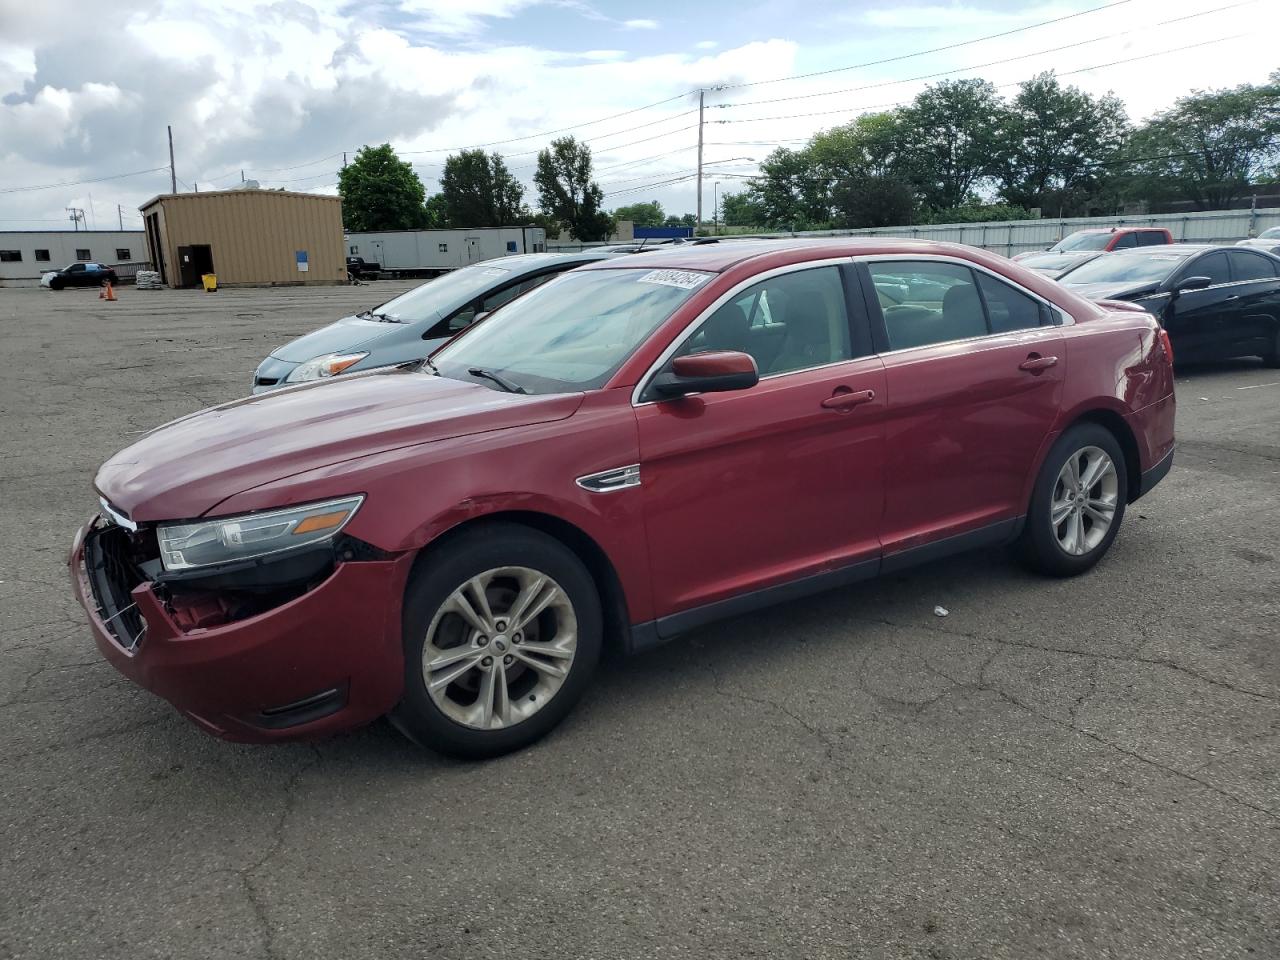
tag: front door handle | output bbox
[821,388,876,411]
[1222,295,1240,302]
[1018,354,1059,374]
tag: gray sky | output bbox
[1,0,1275,229]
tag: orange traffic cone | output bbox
[100,281,117,301]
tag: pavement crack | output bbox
[870,616,1280,704]
[238,744,322,960]
[920,661,1280,824]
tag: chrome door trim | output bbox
[630,257,858,407]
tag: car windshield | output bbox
[1061,252,1187,285]
[1258,227,1280,240]
[373,261,518,323]
[431,267,711,394]
[1053,232,1112,252]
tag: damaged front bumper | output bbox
[69,515,413,742]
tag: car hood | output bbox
[1059,281,1158,302]
[269,312,439,362]
[95,369,584,522]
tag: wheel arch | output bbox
[1064,408,1142,502]
[409,510,633,657]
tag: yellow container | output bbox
[201,273,218,292]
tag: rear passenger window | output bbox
[977,273,1044,333]
[870,263,986,350]
[675,266,854,376]
[1111,233,1138,249]
[1137,231,1168,247]
[1228,250,1277,281]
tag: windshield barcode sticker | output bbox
[637,269,710,290]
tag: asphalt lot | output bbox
[1,281,1278,960]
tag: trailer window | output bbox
[439,243,448,253]
[35,249,50,261]
[0,250,21,262]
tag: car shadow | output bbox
[1175,357,1269,378]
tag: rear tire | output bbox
[391,522,602,759]
[49,277,64,291]
[1018,423,1128,577]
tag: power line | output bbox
[714,0,1256,111]
[0,165,170,196]
[712,0,1135,91]
[715,33,1248,126]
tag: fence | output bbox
[549,207,1280,257]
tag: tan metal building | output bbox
[138,189,345,288]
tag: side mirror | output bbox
[1176,276,1212,293]
[651,351,759,398]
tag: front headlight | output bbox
[285,352,368,383]
[156,496,364,572]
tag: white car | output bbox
[1236,227,1280,254]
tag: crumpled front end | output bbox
[69,510,413,742]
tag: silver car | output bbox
[1236,227,1280,255]
[252,252,621,392]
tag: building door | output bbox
[370,239,384,268]
[176,245,214,288]
[144,212,167,285]
[465,237,481,264]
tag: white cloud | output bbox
[695,40,719,50]
[623,18,659,30]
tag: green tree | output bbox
[534,137,614,241]
[997,73,1129,217]
[529,212,562,240]
[663,213,697,228]
[808,112,920,226]
[719,190,765,227]
[440,149,527,227]
[612,200,665,226]
[1125,73,1280,209]
[337,144,427,231]
[747,146,831,229]
[423,193,449,228]
[900,79,1012,213]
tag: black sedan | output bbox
[40,261,118,290]
[1059,244,1280,366]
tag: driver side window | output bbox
[1179,252,1230,287]
[674,266,854,376]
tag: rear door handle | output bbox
[1018,354,1059,373]
[821,388,876,411]
[1222,295,1240,302]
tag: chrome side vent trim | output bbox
[576,464,641,494]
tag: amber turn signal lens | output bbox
[292,511,351,535]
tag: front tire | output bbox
[391,523,602,759]
[1018,423,1128,577]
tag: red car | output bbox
[70,240,1176,758]
[1014,226,1174,260]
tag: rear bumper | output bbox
[1134,447,1174,500]
[69,518,412,743]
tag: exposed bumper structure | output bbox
[69,517,412,742]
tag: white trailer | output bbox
[344,227,547,277]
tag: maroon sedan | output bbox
[70,239,1176,758]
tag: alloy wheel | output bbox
[421,566,577,730]
[1050,445,1119,556]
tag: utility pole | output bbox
[168,125,177,194]
[117,204,123,230]
[343,152,348,169]
[695,89,704,231]
[241,169,245,183]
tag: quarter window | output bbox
[976,273,1044,333]
[675,266,854,376]
[1227,250,1277,281]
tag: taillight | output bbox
[1158,328,1174,365]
